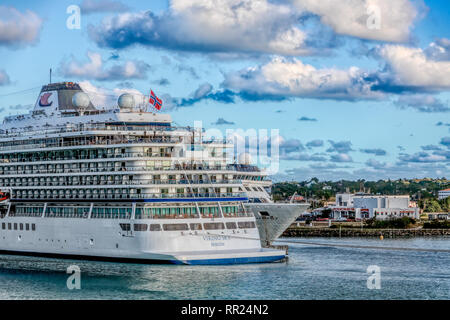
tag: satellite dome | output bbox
[238,153,252,165]
[72,92,90,109]
[118,93,135,109]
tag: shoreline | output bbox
[282,227,450,238]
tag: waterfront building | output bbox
[438,188,450,200]
[329,194,419,220]
[335,193,354,207]
[353,195,419,220]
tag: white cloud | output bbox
[330,153,353,162]
[366,158,388,169]
[399,151,447,163]
[169,0,308,55]
[59,51,151,81]
[395,94,449,113]
[425,38,450,61]
[292,0,420,42]
[91,0,310,56]
[379,45,450,89]
[79,81,146,109]
[0,6,42,48]
[0,69,10,85]
[223,56,382,100]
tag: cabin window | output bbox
[163,223,189,231]
[1,223,5,230]
[225,222,237,229]
[14,223,17,230]
[32,224,36,231]
[26,223,29,231]
[133,224,148,231]
[19,223,23,230]
[203,222,225,230]
[8,223,11,230]
[238,221,256,229]
[149,224,161,231]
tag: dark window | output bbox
[259,211,270,217]
[189,223,203,230]
[238,221,256,229]
[14,223,17,230]
[225,222,237,229]
[149,224,161,231]
[119,223,131,231]
[26,223,29,231]
[19,223,23,230]
[203,222,225,230]
[133,224,147,231]
[32,224,36,231]
[163,223,189,231]
[8,223,11,230]
[1,222,5,230]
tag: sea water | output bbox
[0,237,449,300]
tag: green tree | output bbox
[426,199,442,212]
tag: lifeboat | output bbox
[0,191,10,202]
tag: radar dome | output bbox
[72,92,90,109]
[118,93,135,109]
[238,153,252,165]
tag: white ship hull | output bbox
[0,214,286,265]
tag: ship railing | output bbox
[0,124,231,142]
[0,139,183,152]
[11,192,247,200]
[0,124,189,137]
[0,164,236,173]
[0,152,176,161]
[1,163,256,172]
[3,179,242,187]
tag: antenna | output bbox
[49,68,52,84]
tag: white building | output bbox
[353,195,419,220]
[335,193,354,207]
[438,188,450,200]
[330,194,420,220]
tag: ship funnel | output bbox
[33,82,96,114]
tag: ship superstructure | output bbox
[0,82,308,264]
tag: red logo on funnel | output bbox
[39,92,53,107]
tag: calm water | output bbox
[0,237,449,300]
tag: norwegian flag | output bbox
[149,89,163,110]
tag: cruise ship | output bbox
[0,82,308,265]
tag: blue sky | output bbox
[0,0,449,181]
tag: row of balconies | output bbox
[11,191,247,200]
[1,179,241,187]
[0,151,226,163]
[0,164,236,174]
[0,137,184,152]
[0,152,172,161]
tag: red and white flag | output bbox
[149,89,163,110]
